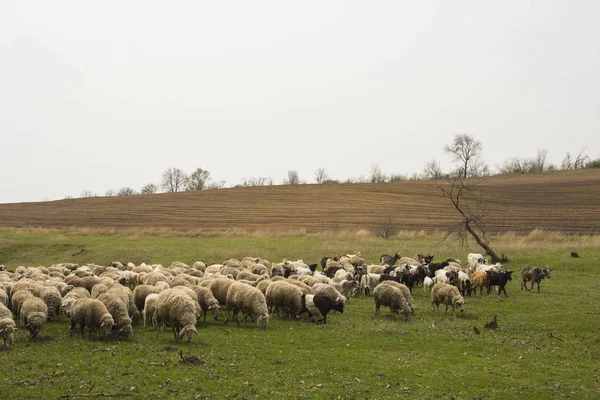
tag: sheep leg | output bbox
[537,282,540,292]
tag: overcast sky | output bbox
[1,1,599,203]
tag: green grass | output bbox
[1,230,599,399]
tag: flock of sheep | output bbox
[0,252,551,348]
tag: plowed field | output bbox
[1,170,599,234]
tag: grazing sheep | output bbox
[61,287,91,318]
[190,286,221,323]
[154,289,198,343]
[38,286,63,321]
[312,283,346,304]
[97,294,133,338]
[11,290,35,322]
[329,279,356,300]
[133,285,161,313]
[20,297,48,338]
[265,281,304,319]
[0,317,17,347]
[209,279,238,307]
[256,279,272,295]
[379,281,415,315]
[520,266,551,292]
[69,298,115,340]
[0,303,12,320]
[0,289,8,308]
[143,293,159,329]
[90,284,109,299]
[373,284,411,320]
[367,265,386,275]
[431,283,465,317]
[299,294,344,324]
[224,282,269,328]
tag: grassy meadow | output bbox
[1,228,599,399]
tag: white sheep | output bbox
[373,284,411,320]
[431,283,465,316]
[224,282,269,328]
[143,293,159,329]
[0,317,17,347]
[38,286,63,321]
[190,286,221,323]
[265,281,304,319]
[154,288,198,343]
[70,298,115,339]
[20,297,48,338]
[379,281,415,315]
[61,287,91,319]
[97,293,133,338]
[311,283,346,304]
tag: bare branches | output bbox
[444,134,483,179]
[371,216,398,239]
[436,175,504,263]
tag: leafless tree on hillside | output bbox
[242,176,272,186]
[161,167,188,193]
[437,174,505,263]
[117,187,136,196]
[574,146,589,169]
[81,190,97,198]
[369,164,386,183]
[314,167,329,184]
[444,134,484,179]
[105,189,115,197]
[141,183,158,194]
[423,159,444,180]
[283,170,301,185]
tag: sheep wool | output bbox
[20,297,48,338]
[431,283,465,316]
[0,317,17,347]
[154,289,198,343]
[70,298,115,339]
[225,282,269,328]
[373,284,411,320]
[265,281,303,319]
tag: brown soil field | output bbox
[1,170,599,235]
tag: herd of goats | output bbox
[0,252,552,345]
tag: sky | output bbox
[1,1,599,203]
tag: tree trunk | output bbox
[464,221,502,263]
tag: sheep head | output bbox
[178,325,198,343]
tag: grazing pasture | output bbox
[1,230,599,399]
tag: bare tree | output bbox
[105,189,115,197]
[283,170,301,185]
[205,180,226,190]
[531,149,549,173]
[314,167,329,184]
[423,159,444,180]
[242,176,273,186]
[561,152,573,170]
[161,167,188,193]
[438,175,504,263]
[371,216,398,239]
[574,146,589,169]
[141,183,158,194]
[80,190,97,198]
[444,134,483,179]
[117,187,136,196]
[369,164,386,183]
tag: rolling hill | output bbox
[1,170,599,234]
